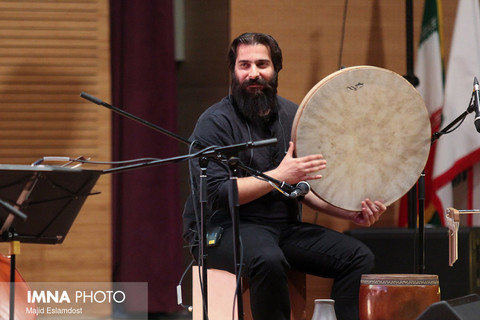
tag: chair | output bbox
[192,266,306,320]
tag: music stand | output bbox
[0,164,102,320]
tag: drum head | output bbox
[292,66,431,211]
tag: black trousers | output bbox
[197,221,374,320]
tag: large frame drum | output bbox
[292,66,431,211]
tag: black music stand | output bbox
[0,164,102,320]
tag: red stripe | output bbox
[432,149,480,189]
[431,150,480,226]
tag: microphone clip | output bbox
[274,181,311,199]
[289,181,311,199]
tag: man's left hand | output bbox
[351,199,386,227]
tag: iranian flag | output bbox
[431,0,480,225]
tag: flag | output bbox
[399,0,444,227]
[415,0,444,129]
[432,0,480,225]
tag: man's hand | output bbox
[271,141,326,184]
[350,199,387,227]
[236,141,326,205]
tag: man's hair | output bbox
[227,33,283,73]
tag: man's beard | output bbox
[231,74,278,123]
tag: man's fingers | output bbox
[286,141,295,157]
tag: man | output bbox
[183,32,386,320]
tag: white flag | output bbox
[415,0,444,129]
[407,0,444,226]
[432,0,480,224]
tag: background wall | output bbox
[0,0,111,282]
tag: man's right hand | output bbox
[236,141,326,205]
[271,141,326,185]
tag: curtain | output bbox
[110,0,183,313]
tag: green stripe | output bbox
[420,0,439,43]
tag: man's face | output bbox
[234,44,275,92]
[231,44,278,121]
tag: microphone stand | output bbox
[401,0,475,276]
[197,156,209,320]
[80,92,192,147]
[227,156,244,320]
[0,200,28,320]
[431,94,475,143]
[80,92,288,320]
[103,139,277,320]
[410,90,475,275]
[429,92,475,268]
[403,0,425,274]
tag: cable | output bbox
[338,0,349,69]
[176,259,194,312]
[232,235,244,320]
[32,144,220,168]
[236,158,291,197]
[443,113,467,135]
[32,156,163,166]
[187,139,210,320]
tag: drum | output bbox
[292,66,431,211]
[359,274,440,320]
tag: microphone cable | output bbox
[176,259,194,313]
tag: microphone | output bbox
[289,181,310,199]
[473,77,480,132]
[80,91,104,105]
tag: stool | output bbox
[192,266,306,320]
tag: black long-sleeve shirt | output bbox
[183,95,302,244]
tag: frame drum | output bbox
[292,66,431,211]
[359,274,440,320]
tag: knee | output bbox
[354,242,375,273]
[248,248,289,277]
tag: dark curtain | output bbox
[110,1,183,313]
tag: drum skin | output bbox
[359,274,440,320]
[292,66,431,211]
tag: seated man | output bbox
[183,32,386,320]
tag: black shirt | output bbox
[183,95,301,243]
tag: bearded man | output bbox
[183,32,386,320]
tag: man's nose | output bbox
[248,66,260,79]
